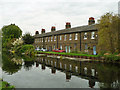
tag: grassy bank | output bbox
[37,51,99,57]
[0,78,15,89]
[37,51,120,62]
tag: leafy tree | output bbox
[22,33,34,44]
[96,13,120,54]
[2,24,22,48]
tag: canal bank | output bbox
[37,51,120,63]
[2,52,120,88]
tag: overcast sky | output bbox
[0,0,119,35]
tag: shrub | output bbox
[19,44,35,55]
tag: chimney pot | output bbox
[65,22,71,29]
[88,17,95,25]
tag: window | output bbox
[85,44,88,50]
[75,33,78,40]
[42,38,43,42]
[51,36,53,42]
[45,37,47,42]
[54,45,55,49]
[91,32,95,39]
[60,35,62,40]
[74,43,77,50]
[84,32,87,40]
[69,34,72,40]
[48,37,49,42]
[54,36,56,41]
[64,35,67,41]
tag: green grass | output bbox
[37,51,99,57]
[37,51,120,61]
[0,79,15,90]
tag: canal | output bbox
[1,53,120,88]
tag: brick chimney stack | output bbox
[88,17,95,25]
[51,26,56,32]
[35,31,39,35]
[41,29,45,34]
[65,22,71,29]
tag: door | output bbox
[69,46,71,53]
[93,46,96,55]
[49,46,52,51]
[65,46,67,53]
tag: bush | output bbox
[19,44,35,55]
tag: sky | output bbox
[0,0,119,35]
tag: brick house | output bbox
[34,17,98,55]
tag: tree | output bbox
[22,33,34,44]
[2,24,22,48]
[96,13,120,54]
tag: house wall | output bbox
[34,30,98,55]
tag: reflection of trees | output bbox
[97,63,120,89]
[2,53,22,75]
[24,61,34,71]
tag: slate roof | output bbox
[35,24,97,38]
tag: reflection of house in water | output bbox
[35,56,120,88]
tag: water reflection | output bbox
[2,53,120,89]
[2,53,22,75]
[34,56,120,89]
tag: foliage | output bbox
[22,33,34,44]
[2,24,22,45]
[12,37,23,46]
[96,13,120,53]
[19,44,35,55]
[0,79,15,89]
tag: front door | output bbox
[93,46,96,55]
[69,46,71,53]
[65,46,67,53]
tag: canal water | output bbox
[1,53,120,88]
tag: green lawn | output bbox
[37,51,99,57]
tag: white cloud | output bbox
[0,0,119,35]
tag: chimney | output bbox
[65,22,71,29]
[88,17,95,25]
[51,26,56,32]
[41,29,45,34]
[35,31,39,35]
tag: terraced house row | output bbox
[34,17,98,55]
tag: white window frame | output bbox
[51,36,53,42]
[69,34,72,40]
[75,33,78,40]
[64,35,67,41]
[48,37,49,42]
[54,36,56,41]
[84,32,87,40]
[91,32,95,39]
[45,37,47,42]
[60,35,62,40]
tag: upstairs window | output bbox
[64,35,67,41]
[51,36,53,42]
[75,33,78,40]
[69,34,72,40]
[54,36,56,41]
[42,38,43,42]
[84,32,87,40]
[60,35,62,40]
[48,37,49,42]
[45,37,47,42]
[91,32,95,39]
